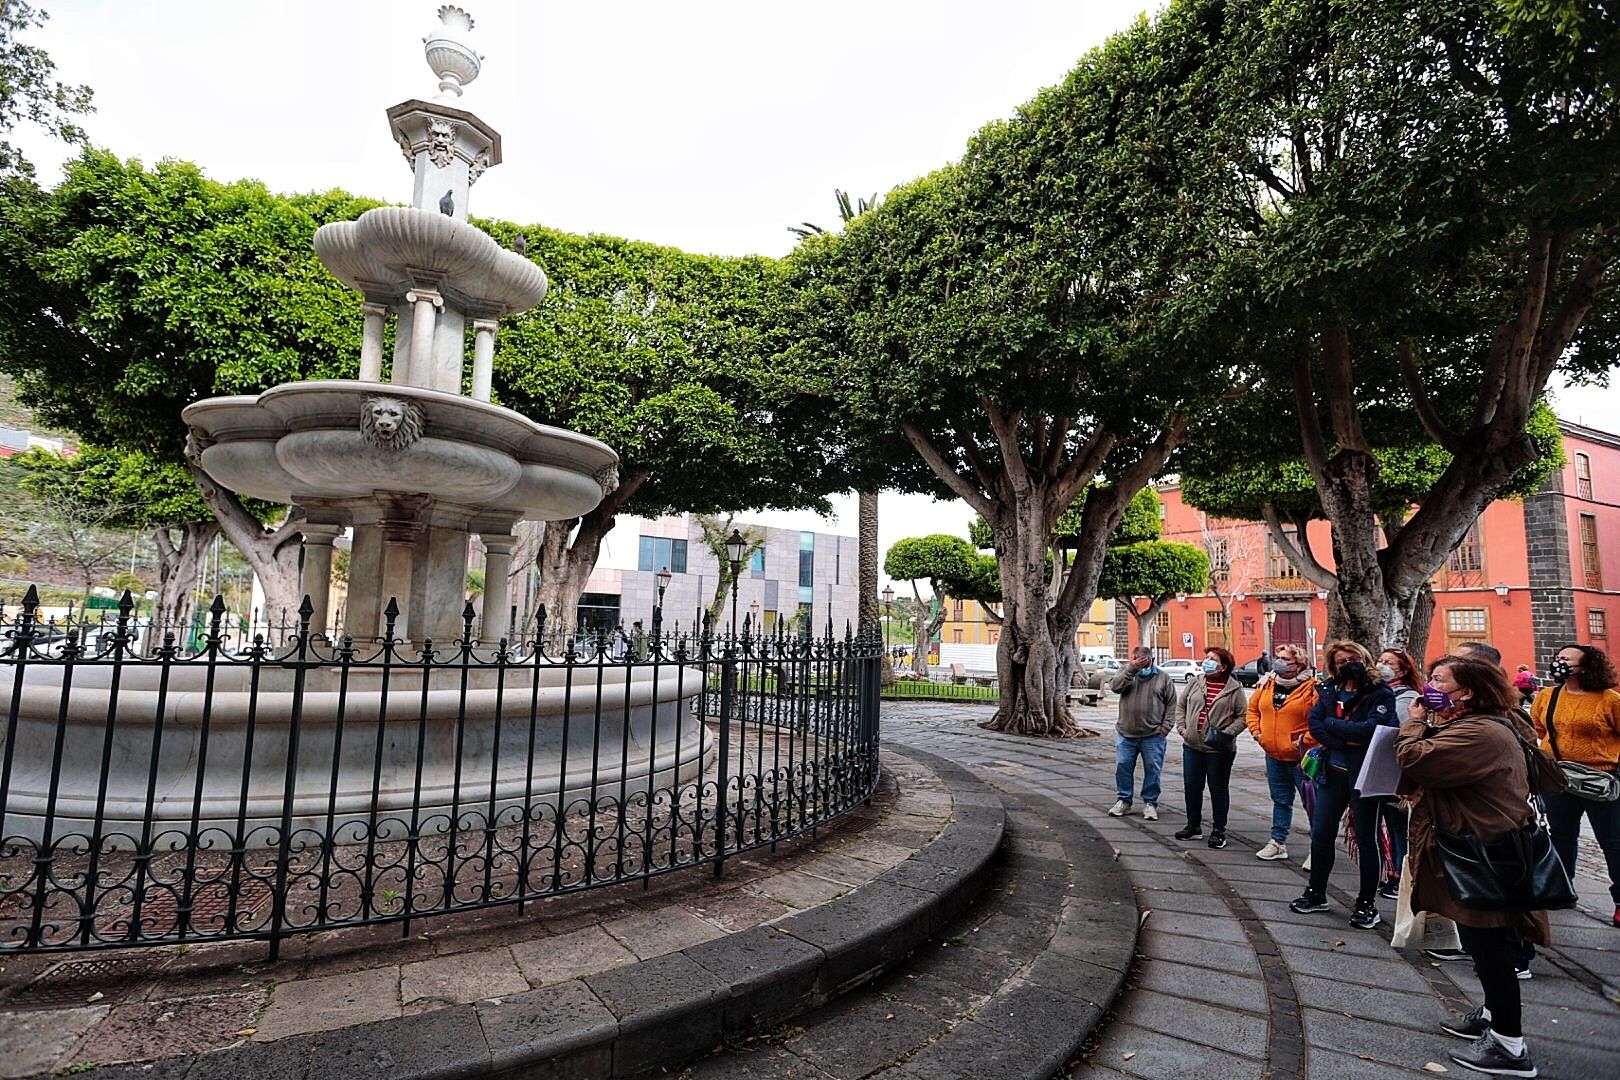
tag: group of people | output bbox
[1109,639,1620,1078]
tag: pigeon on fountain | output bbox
[440,189,455,216]
[514,232,526,257]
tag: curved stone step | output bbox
[40,753,1005,1080]
[678,772,1138,1080]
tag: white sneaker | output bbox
[1256,840,1288,861]
[1143,805,1159,821]
[1108,800,1129,817]
[1302,853,1312,871]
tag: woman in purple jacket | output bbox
[1288,641,1399,929]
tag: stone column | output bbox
[299,524,345,638]
[479,533,516,643]
[404,288,443,389]
[358,302,389,382]
[470,319,498,402]
[379,520,422,641]
[346,523,384,639]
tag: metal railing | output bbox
[0,588,882,955]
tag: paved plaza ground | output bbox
[882,699,1620,1080]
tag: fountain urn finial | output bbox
[424,6,483,102]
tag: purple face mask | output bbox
[1421,683,1452,711]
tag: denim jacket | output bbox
[1306,678,1398,774]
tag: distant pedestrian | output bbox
[1513,665,1538,707]
[630,620,649,662]
[1174,647,1247,848]
[1245,643,1319,862]
[611,624,628,661]
[1289,640,1398,929]
[1396,657,1553,1078]
[1108,646,1176,821]
[1530,643,1620,929]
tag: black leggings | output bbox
[1182,746,1236,831]
[1457,924,1523,1037]
[1306,767,1381,902]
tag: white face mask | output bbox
[1377,663,1398,682]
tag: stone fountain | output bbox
[2,6,711,848]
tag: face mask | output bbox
[1272,660,1296,677]
[1137,666,1155,677]
[1421,683,1452,711]
[1201,659,1219,674]
[1338,660,1367,683]
[1376,663,1397,682]
[1548,658,1574,684]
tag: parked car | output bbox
[1158,658,1202,683]
[1231,659,1265,688]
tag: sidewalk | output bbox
[882,701,1620,1080]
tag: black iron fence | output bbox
[0,588,882,956]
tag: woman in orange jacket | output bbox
[1245,642,1319,862]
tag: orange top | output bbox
[1530,686,1620,770]
[1244,675,1319,762]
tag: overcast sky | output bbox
[15,1,1617,587]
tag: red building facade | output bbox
[1151,420,1620,676]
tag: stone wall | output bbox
[1524,470,1577,671]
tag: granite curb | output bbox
[31,756,1005,1080]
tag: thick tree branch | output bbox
[1049,428,1117,519]
[1320,323,1368,452]
[1533,244,1611,391]
[901,421,995,519]
[1292,342,1331,489]
[1260,501,1336,589]
[1397,342,1463,453]
[983,399,1030,495]
[1479,223,1553,429]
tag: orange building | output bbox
[939,596,1113,649]
[1152,419,1619,676]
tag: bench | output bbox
[948,663,996,687]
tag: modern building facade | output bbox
[1152,418,1619,674]
[579,514,859,637]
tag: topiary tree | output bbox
[883,535,976,676]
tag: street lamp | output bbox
[1264,607,1277,655]
[653,565,672,646]
[1494,582,1511,604]
[724,528,747,634]
[749,599,760,630]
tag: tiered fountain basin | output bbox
[3,658,713,848]
[184,381,608,520]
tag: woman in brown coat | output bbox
[1394,657,1548,1078]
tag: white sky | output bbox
[14,0,1618,590]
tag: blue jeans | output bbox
[1545,789,1620,904]
[1265,756,1310,845]
[1115,733,1167,806]
[1307,766,1382,903]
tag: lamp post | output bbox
[653,565,672,647]
[724,528,747,635]
[1264,607,1277,656]
[749,599,760,632]
[881,585,895,646]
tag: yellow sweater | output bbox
[1531,687,1620,770]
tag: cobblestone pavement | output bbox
[882,701,1620,1080]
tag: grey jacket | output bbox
[1109,668,1177,738]
[1175,675,1248,752]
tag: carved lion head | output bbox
[360,396,424,451]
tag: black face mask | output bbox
[1548,657,1574,684]
[1338,660,1367,683]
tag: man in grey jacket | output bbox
[1108,646,1177,820]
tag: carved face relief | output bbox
[468,150,490,186]
[360,396,425,451]
[427,119,457,168]
[594,466,620,497]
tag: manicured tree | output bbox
[693,513,765,626]
[483,224,836,633]
[1177,0,1619,648]
[785,6,1241,735]
[0,150,372,621]
[883,535,975,677]
[1092,487,1210,651]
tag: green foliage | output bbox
[0,2,92,176]
[0,150,373,460]
[1108,488,1162,545]
[1181,402,1566,523]
[884,535,975,588]
[1097,541,1209,603]
[106,569,144,593]
[946,552,1003,605]
[480,220,835,519]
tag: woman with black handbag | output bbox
[1173,646,1247,849]
[1396,657,1571,1079]
[1530,643,1620,928]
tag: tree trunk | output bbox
[149,520,218,654]
[979,498,1081,738]
[857,491,879,629]
[184,451,304,626]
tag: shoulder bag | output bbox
[1433,717,1578,913]
[1543,686,1620,802]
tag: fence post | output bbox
[268,595,314,961]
